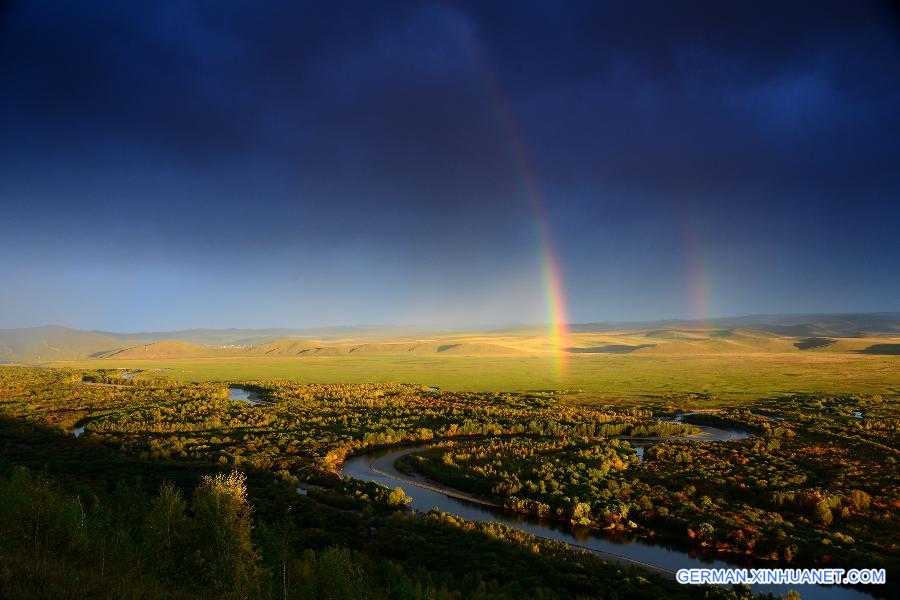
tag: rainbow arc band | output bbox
[464,29,570,378]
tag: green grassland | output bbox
[57,351,900,405]
[11,321,895,405]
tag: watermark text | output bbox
[676,568,886,586]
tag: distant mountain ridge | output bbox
[0,326,143,362]
[93,325,433,346]
[97,328,310,346]
[1,313,898,362]
[568,313,900,337]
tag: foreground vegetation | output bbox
[0,365,897,598]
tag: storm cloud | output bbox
[1,1,898,329]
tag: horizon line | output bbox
[3,309,899,335]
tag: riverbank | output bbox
[340,424,873,599]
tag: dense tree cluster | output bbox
[403,438,639,526]
[404,405,899,574]
[0,366,694,482]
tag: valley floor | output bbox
[0,363,896,599]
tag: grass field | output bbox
[56,351,900,405]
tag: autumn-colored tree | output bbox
[847,489,871,511]
[388,486,411,507]
[571,502,592,525]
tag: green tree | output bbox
[813,500,833,526]
[190,471,262,598]
[315,546,365,600]
[145,481,187,581]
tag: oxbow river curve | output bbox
[340,417,874,600]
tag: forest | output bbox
[0,365,896,599]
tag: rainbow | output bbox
[462,32,570,378]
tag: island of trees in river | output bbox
[0,365,896,599]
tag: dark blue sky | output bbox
[2,1,899,331]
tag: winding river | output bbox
[60,388,875,598]
[341,418,873,599]
[228,386,272,406]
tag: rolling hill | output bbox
[1,313,899,363]
[96,340,232,359]
[243,338,321,355]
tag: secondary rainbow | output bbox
[682,220,713,323]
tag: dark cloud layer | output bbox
[1,1,898,329]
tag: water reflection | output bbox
[228,386,272,407]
